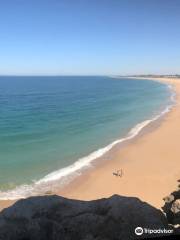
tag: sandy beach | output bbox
[1,77,180,211]
[58,77,180,209]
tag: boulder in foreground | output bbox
[0,194,174,240]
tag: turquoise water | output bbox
[0,76,172,198]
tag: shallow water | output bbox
[0,76,172,198]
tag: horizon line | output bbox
[0,74,179,77]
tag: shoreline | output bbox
[57,77,180,208]
[0,77,179,211]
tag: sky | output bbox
[0,0,180,75]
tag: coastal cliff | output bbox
[0,192,179,240]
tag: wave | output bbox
[0,83,176,200]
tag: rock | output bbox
[162,187,180,236]
[163,194,174,203]
[0,194,171,240]
[170,199,180,226]
[171,199,180,214]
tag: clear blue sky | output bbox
[0,0,180,75]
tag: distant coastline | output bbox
[118,74,180,79]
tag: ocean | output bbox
[0,76,173,199]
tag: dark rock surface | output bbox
[0,194,173,240]
[162,187,180,235]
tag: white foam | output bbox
[0,84,176,200]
